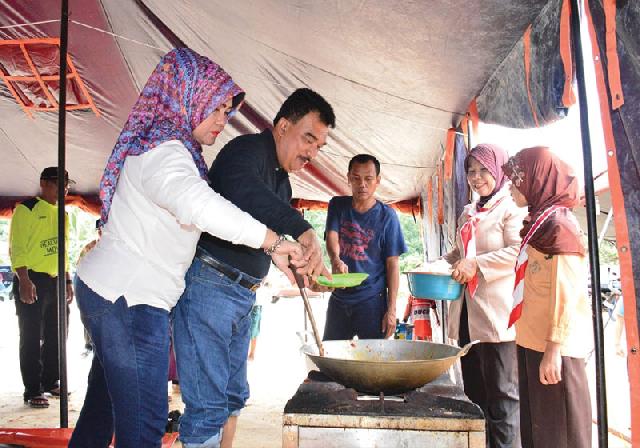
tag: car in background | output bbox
[611,279,622,291]
[0,265,14,301]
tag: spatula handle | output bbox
[294,272,325,356]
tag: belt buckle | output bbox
[250,283,260,292]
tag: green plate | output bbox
[317,273,369,288]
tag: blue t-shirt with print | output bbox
[325,196,407,304]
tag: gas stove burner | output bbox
[356,391,407,412]
[356,393,406,403]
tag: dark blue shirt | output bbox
[326,196,407,304]
[197,130,312,278]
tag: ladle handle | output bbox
[294,272,325,356]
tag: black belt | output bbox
[195,250,260,292]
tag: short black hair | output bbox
[273,88,336,128]
[348,154,380,176]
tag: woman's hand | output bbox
[451,258,478,284]
[539,342,562,385]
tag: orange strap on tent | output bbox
[0,194,100,218]
[437,164,444,225]
[468,99,479,138]
[460,102,478,151]
[65,195,101,216]
[291,197,418,214]
[290,198,327,211]
[460,117,469,149]
[584,1,638,444]
[523,25,540,127]
[560,0,577,107]
[444,128,456,180]
[604,0,624,109]
[426,179,433,223]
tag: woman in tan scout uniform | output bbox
[503,146,592,448]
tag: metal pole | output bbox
[57,0,69,428]
[570,0,608,445]
[598,211,613,247]
[294,273,324,356]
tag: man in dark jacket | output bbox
[173,88,335,448]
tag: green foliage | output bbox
[397,212,424,272]
[599,240,619,265]
[582,235,619,266]
[66,207,100,271]
[301,210,331,266]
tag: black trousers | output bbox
[13,271,68,399]
[518,346,591,448]
[323,293,387,340]
[459,299,521,448]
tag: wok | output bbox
[302,339,476,395]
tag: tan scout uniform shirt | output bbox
[515,246,593,358]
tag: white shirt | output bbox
[77,140,267,310]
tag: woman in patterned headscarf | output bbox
[70,48,303,447]
[503,146,592,448]
[443,143,527,448]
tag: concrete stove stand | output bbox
[283,373,485,448]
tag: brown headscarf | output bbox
[464,143,509,209]
[502,146,585,256]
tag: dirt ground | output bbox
[0,290,633,447]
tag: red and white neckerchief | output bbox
[459,197,505,298]
[508,204,567,327]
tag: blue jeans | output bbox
[323,292,387,340]
[173,256,257,447]
[69,278,170,448]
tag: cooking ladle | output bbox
[293,272,325,356]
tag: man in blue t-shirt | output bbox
[323,154,407,340]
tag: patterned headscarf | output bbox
[99,47,244,224]
[503,146,585,256]
[464,143,509,209]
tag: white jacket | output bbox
[78,140,266,311]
